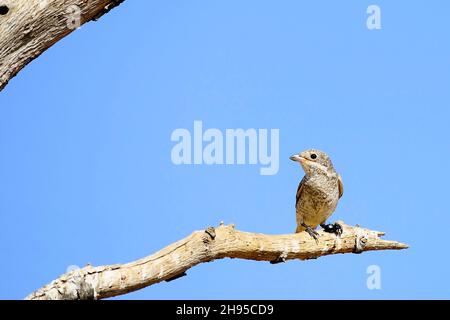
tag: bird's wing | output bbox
[338,175,344,199]
[296,176,307,208]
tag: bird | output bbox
[290,149,344,242]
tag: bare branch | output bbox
[0,0,125,91]
[26,222,408,300]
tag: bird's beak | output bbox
[290,154,305,163]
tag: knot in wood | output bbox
[68,269,96,300]
[204,226,216,241]
[0,5,9,15]
[353,227,368,253]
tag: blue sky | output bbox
[1,0,449,299]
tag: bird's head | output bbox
[290,149,334,175]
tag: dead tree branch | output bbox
[0,0,125,91]
[26,221,408,300]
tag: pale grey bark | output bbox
[0,0,125,91]
[26,222,408,300]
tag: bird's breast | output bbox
[296,176,340,227]
[304,177,339,202]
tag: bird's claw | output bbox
[305,226,320,244]
[321,222,343,237]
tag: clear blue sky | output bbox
[1,0,449,299]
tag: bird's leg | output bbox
[301,222,319,244]
[320,222,343,237]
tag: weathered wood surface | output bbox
[26,222,408,300]
[0,0,125,91]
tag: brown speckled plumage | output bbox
[290,149,343,234]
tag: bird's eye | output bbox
[310,154,317,160]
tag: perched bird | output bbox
[290,149,344,242]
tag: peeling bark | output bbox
[26,222,408,300]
